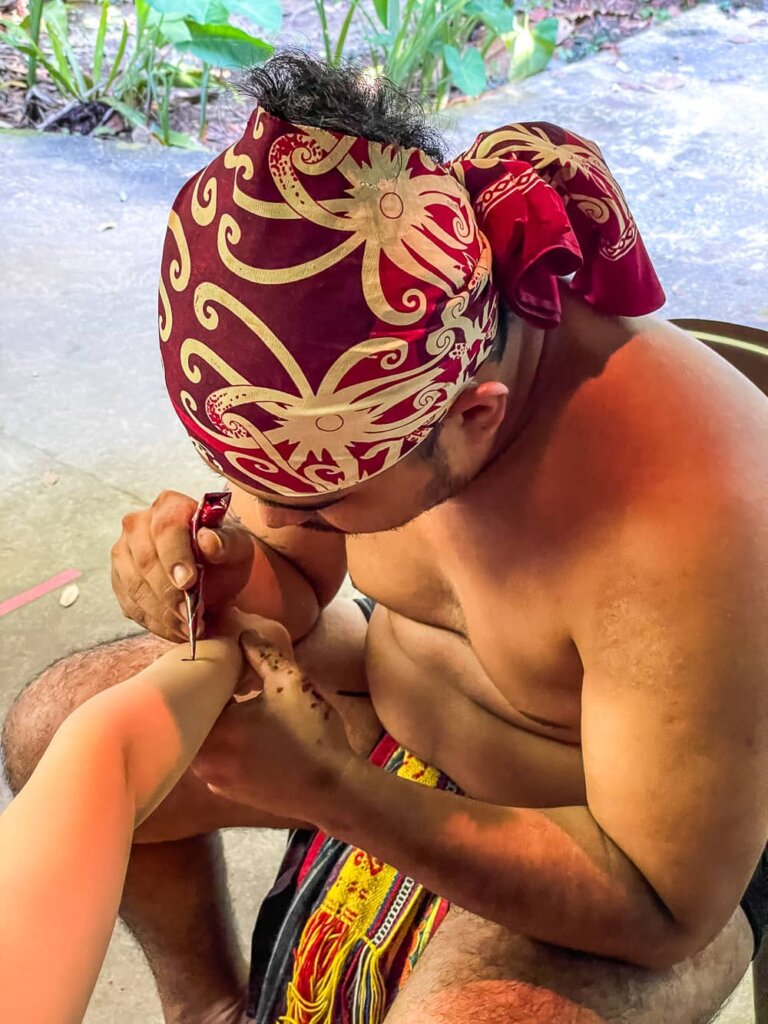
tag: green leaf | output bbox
[0,20,35,51]
[206,0,232,24]
[103,19,130,92]
[43,0,88,97]
[103,95,149,130]
[43,18,77,93]
[166,128,206,148]
[41,0,67,40]
[467,0,514,35]
[92,0,109,87]
[145,0,223,22]
[155,14,194,45]
[534,16,558,46]
[509,16,557,80]
[442,43,486,97]
[174,20,272,68]
[171,65,205,86]
[102,97,198,147]
[372,0,388,26]
[0,20,71,95]
[219,0,283,34]
[333,0,361,64]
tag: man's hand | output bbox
[191,631,357,821]
[111,489,256,641]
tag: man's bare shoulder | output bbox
[474,309,768,627]
[543,313,768,529]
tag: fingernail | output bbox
[201,529,222,554]
[172,564,190,587]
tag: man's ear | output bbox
[444,381,509,438]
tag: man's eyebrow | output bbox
[256,495,345,512]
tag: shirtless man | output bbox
[3,52,767,1024]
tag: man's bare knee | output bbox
[1,632,170,794]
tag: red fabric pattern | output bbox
[159,109,664,496]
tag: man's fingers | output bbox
[197,525,254,568]
[127,531,186,610]
[114,574,184,641]
[153,526,198,590]
[149,494,199,589]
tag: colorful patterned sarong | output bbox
[246,734,458,1023]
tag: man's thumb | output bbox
[198,526,253,566]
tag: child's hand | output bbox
[191,631,355,821]
[206,607,294,697]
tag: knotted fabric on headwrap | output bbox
[158,107,664,497]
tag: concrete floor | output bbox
[1,3,766,1021]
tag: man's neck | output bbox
[485,314,562,464]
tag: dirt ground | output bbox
[2,0,764,151]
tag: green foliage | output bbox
[316,0,559,108]
[172,20,273,68]
[2,0,561,143]
[508,13,558,80]
[443,43,487,97]
[1,0,275,145]
[3,0,124,103]
[25,0,45,86]
[224,0,282,35]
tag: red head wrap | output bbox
[159,108,664,496]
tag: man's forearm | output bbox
[318,760,690,969]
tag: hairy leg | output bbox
[384,904,754,1024]
[1,597,375,1024]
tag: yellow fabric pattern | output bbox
[279,751,447,1024]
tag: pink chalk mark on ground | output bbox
[0,569,82,618]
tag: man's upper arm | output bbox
[228,484,347,607]
[572,494,768,949]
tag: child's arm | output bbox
[0,637,244,1024]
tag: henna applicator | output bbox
[183,491,231,660]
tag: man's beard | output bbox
[296,447,465,536]
[297,519,346,533]
[419,445,468,514]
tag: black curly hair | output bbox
[237,49,447,163]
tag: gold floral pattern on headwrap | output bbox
[159,107,663,496]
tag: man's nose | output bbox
[261,505,313,529]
